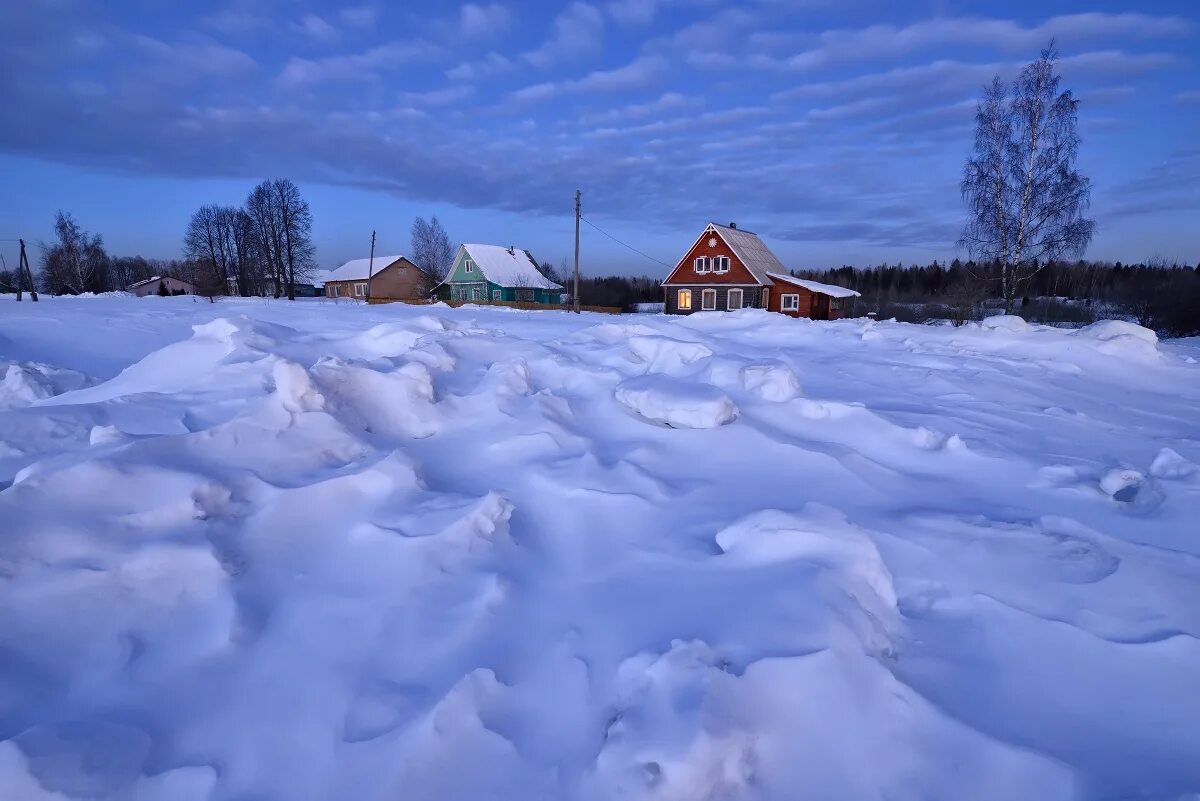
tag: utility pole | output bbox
[364,230,376,304]
[573,190,581,313]
[19,239,37,302]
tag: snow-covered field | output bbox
[1,294,1198,801]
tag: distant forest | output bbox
[577,258,1200,337]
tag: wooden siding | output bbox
[662,228,761,287]
[767,275,849,320]
[664,284,764,315]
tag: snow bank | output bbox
[614,374,738,428]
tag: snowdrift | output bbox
[0,295,1198,801]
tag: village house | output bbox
[127,276,194,297]
[661,223,859,319]
[435,244,563,305]
[324,255,433,302]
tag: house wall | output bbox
[662,228,762,288]
[767,279,849,319]
[663,284,765,314]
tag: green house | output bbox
[435,244,564,304]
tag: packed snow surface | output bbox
[1,296,1199,801]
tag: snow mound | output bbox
[615,374,738,428]
[979,314,1030,332]
[1078,319,1158,345]
[271,359,326,414]
[715,506,899,652]
[627,335,713,375]
[740,362,801,401]
[0,362,94,409]
[1149,447,1198,480]
[1099,468,1146,503]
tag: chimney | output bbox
[729,222,737,230]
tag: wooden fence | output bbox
[368,297,623,315]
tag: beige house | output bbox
[324,255,433,302]
[127,276,194,297]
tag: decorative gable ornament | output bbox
[708,237,717,247]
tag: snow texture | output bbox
[1,294,1199,801]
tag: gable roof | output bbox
[711,224,789,285]
[455,244,563,290]
[327,255,412,282]
[663,223,786,286]
[766,273,861,298]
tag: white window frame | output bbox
[702,288,717,311]
[492,289,502,301]
[694,257,705,273]
[715,256,730,273]
[677,289,692,310]
[472,286,483,301]
[727,288,743,310]
[327,284,339,298]
[353,282,367,298]
[762,288,769,308]
[782,294,800,311]
[516,288,535,302]
[831,297,843,310]
[464,259,474,273]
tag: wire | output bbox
[579,216,672,268]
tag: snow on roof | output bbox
[309,270,335,288]
[327,256,408,282]
[461,244,563,290]
[710,223,788,285]
[766,273,861,298]
[127,276,165,289]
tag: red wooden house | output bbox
[661,223,859,319]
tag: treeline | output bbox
[1,178,318,300]
[796,258,1200,336]
[0,212,207,296]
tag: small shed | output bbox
[764,273,860,319]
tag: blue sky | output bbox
[1,0,1198,276]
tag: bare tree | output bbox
[410,216,455,280]
[960,44,1095,313]
[40,212,109,294]
[243,179,315,300]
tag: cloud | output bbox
[293,14,339,42]
[522,3,604,67]
[446,51,512,81]
[1177,90,1200,105]
[277,41,437,87]
[778,13,1192,71]
[133,35,257,80]
[459,3,510,38]
[511,55,666,102]
[403,85,476,106]
[607,0,660,25]
[339,6,379,29]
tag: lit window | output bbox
[728,288,742,309]
[702,289,716,310]
[782,294,800,311]
[678,289,692,310]
[354,282,367,297]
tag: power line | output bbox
[579,216,671,268]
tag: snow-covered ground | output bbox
[1,294,1198,801]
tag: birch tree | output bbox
[960,44,1095,313]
